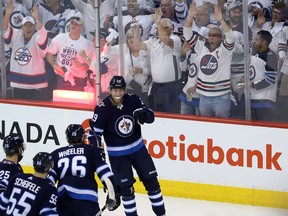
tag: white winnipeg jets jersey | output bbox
[4,27,49,89]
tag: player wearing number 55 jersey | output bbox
[48,124,117,216]
[0,152,58,216]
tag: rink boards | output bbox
[0,101,287,209]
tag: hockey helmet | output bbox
[110,76,126,89]
[65,124,85,144]
[3,134,25,156]
[33,152,54,173]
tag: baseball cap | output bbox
[70,11,84,25]
[21,16,35,25]
[198,27,209,39]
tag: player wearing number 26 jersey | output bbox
[0,152,58,216]
[48,124,117,216]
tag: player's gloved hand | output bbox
[106,192,121,211]
[133,108,148,124]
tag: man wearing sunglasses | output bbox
[184,2,235,118]
[46,11,96,92]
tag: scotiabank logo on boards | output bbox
[0,121,283,171]
[144,135,283,171]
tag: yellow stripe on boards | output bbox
[23,166,288,209]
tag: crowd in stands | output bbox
[1,0,288,122]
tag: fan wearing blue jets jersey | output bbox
[89,76,166,216]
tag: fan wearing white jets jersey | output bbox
[3,1,50,101]
[184,2,235,118]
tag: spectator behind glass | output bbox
[46,11,96,92]
[255,1,287,64]
[134,10,183,113]
[103,0,154,41]
[100,25,152,104]
[245,30,278,121]
[3,1,51,101]
[70,0,118,41]
[78,28,119,99]
[179,27,209,116]
[224,0,252,119]
[184,2,235,118]
[37,0,72,41]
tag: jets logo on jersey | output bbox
[200,54,218,75]
[249,65,256,80]
[10,11,26,29]
[188,63,198,78]
[115,115,135,138]
[14,47,32,66]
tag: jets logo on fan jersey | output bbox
[10,11,26,29]
[115,115,135,138]
[14,47,32,66]
[200,54,218,75]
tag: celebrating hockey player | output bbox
[89,76,166,216]
[0,134,25,194]
[48,124,118,216]
[0,152,58,215]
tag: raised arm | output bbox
[2,0,14,31]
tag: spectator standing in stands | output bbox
[184,2,235,118]
[70,0,118,41]
[248,30,278,121]
[150,0,188,40]
[3,1,50,101]
[3,0,33,30]
[46,11,95,92]
[191,4,212,32]
[254,1,287,64]
[48,124,118,215]
[37,0,71,41]
[0,135,25,194]
[101,25,152,104]
[224,0,252,119]
[179,27,209,115]
[0,152,58,216]
[78,28,119,98]
[133,10,183,113]
[89,76,166,216]
[104,0,155,41]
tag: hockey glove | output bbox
[133,108,148,124]
[106,192,121,211]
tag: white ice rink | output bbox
[98,190,288,216]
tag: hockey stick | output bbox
[88,119,101,148]
[95,204,107,216]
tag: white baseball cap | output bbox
[21,16,36,25]
[70,11,84,25]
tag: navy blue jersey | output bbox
[89,94,151,156]
[48,144,114,203]
[0,173,58,216]
[0,159,23,193]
